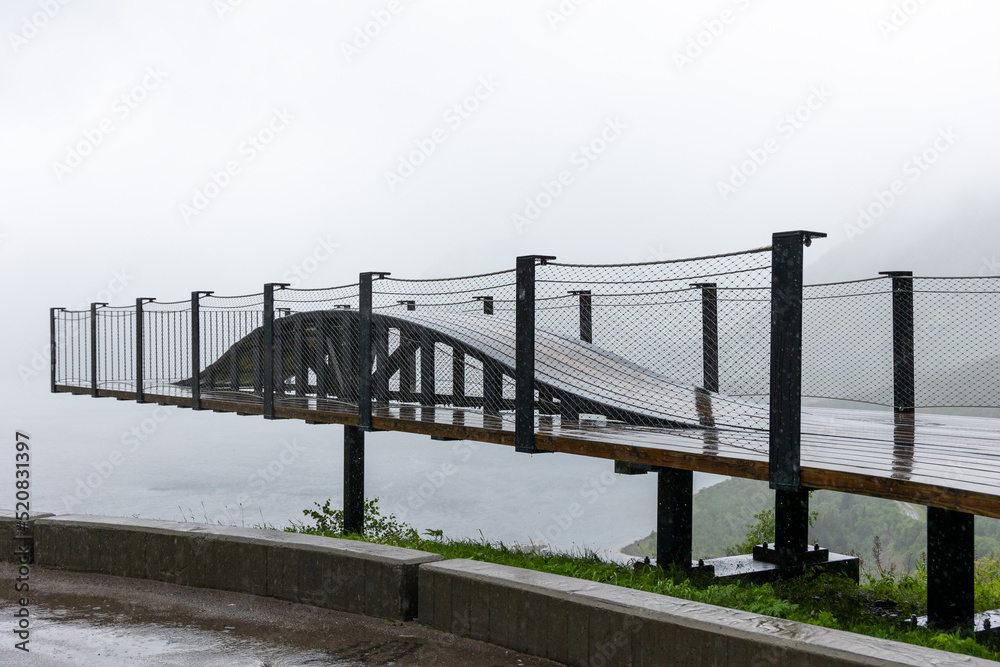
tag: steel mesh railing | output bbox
[195,293,265,405]
[142,300,192,398]
[53,309,91,388]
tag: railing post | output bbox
[343,425,365,534]
[191,291,213,410]
[880,271,914,416]
[262,284,288,419]
[516,255,555,453]
[474,295,494,315]
[656,467,693,568]
[569,290,592,344]
[135,298,154,403]
[358,272,389,430]
[420,329,435,407]
[90,302,107,397]
[49,307,63,394]
[293,317,306,397]
[691,283,719,393]
[768,231,825,559]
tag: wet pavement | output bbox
[0,563,560,666]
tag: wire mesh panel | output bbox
[274,284,361,411]
[142,300,192,399]
[802,278,895,407]
[913,277,1000,409]
[95,305,137,392]
[195,293,265,405]
[370,270,518,430]
[53,309,91,388]
[535,249,772,450]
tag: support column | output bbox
[191,291,214,410]
[880,271,915,417]
[452,350,465,407]
[656,467,693,568]
[691,283,719,393]
[516,255,555,453]
[420,330,435,406]
[768,231,825,558]
[927,507,975,632]
[483,359,503,417]
[343,425,365,535]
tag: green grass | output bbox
[284,498,1000,662]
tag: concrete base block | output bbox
[31,515,441,621]
[0,510,54,564]
[418,558,995,667]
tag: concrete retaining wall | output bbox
[418,558,994,667]
[30,515,441,621]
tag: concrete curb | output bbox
[418,558,996,667]
[29,515,442,621]
[0,510,54,564]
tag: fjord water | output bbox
[13,393,720,558]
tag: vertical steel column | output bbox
[135,299,153,403]
[927,507,975,631]
[880,271,915,416]
[191,291,213,410]
[452,350,466,407]
[49,308,62,394]
[570,290,593,344]
[358,272,388,430]
[90,302,106,397]
[483,359,503,416]
[343,425,366,535]
[656,467,693,568]
[516,255,554,453]
[692,283,719,393]
[262,284,288,419]
[769,231,825,557]
[420,330,435,406]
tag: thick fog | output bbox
[1,2,998,539]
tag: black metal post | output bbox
[262,284,287,419]
[880,271,915,417]
[343,425,365,535]
[474,296,494,315]
[420,329,435,406]
[399,300,415,311]
[49,307,62,394]
[294,317,306,397]
[569,290,592,344]
[358,272,388,430]
[516,255,554,453]
[135,298,153,403]
[769,231,825,557]
[927,507,975,632]
[691,283,719,393]
[484,359,503,417]
[656,467,693,568]
[90,302,106,398]
[191,291,213,410]
[452,350,465,406]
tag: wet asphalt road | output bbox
[0,563,560,666]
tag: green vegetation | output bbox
[625,477,1000,575]
[285,498,1000,661]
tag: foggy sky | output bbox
[3,0,1000,400]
